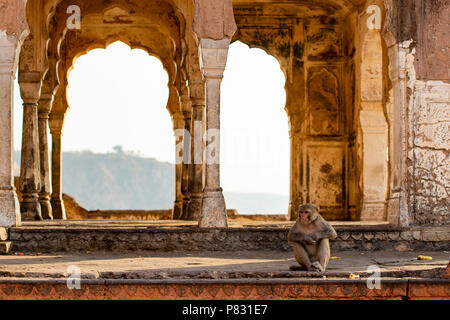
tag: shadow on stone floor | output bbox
[0,250,448,280]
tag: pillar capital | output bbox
[48,112,65,136]
[199,38,231,79]
[38,94,53,118]
[172,112,185,131]
[189,80,206,107]
[182,110,192,121]
[19,71,42,103]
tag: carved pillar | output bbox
[359,30,389,221]
[0,34,21,227]
[359,108,388,220]
[180,110,192,219]
[49,113,66,220]
[172,113,184,219]
[198,39,230,228]
[385,42,409,226]
[187,81,205,220]
[19,72,43,221]
[37,95,53,219]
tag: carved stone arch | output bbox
[231,35,289,80]
[54,37,177,117]
[227,37,289,124]
[45,0,184,51]
[44,0,186,102]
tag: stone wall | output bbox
[385,0,450,225]
[406,0,450,225]
[408,80,450,224]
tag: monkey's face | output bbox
[299,209,311,224]
[298,204,319,224]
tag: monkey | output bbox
[287,204,337,272]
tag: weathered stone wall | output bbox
[404,1,449,225]
[407,78,449,224]
[407,1,449,225]
[384,0,450,225]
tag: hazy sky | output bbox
[13,41,289,196]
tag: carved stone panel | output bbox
[307,68,340,136]
[306,26,342,58]
[304,142,347,220]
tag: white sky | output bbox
[13,41,289,196]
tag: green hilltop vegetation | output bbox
[14,148,288,213]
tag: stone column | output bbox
[19,72,43,221]
[49,114,66,220]
[385,41,409,226]
[359,30,389,221]
[37,95,53,219]
[187,83,205,220]
[180,110,191,220]
[198,38,230,228]
[359,108,388,220]
[0,34,21,227]
[172,113,184,219]
[287,124,299,221]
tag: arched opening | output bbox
[358,30,389,220]
[62,41,173,210]
[221,41,289,214]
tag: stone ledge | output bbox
[0,278,448,300]
[7,226,450,253]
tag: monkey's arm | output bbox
[313,220,338,241]
[288,229,316,244]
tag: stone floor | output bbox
[0,250,448,280]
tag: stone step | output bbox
[0,227,7,241]
[0,278,448,300]
[0,241,12,254]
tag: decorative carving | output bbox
[306,144,346,219]
[308,68,340,136]
[306,27,342,58]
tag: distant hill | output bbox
[13,149,288,213]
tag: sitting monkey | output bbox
[288,204,337,272]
